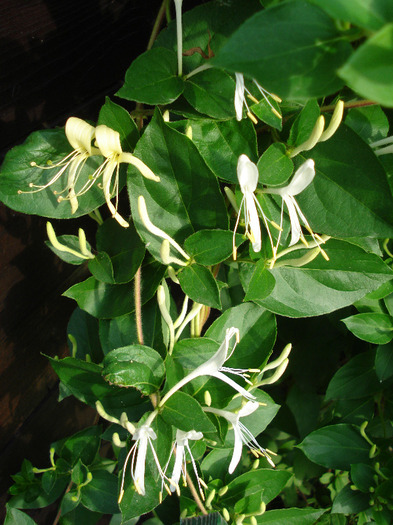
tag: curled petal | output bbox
[235,73,246,121]
[237,154,259,194]
[65,117,96,154]
[95,125,123,157]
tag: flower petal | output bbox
[234,73,245,121]
[95,124,123,157]
[285,196,302,246]
[283,159,315,196]
[237,154,259,194]
[228,426,243,474]
[65,117,95,154]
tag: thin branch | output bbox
[134,267,144,345]
[321,99,376,112]
[186,471,208,515]
[147,0,169,51]
[52,480,73,525]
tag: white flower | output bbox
[167,429,204,496]
[121,424,169,497]
[233,154,274,259]
[93,125,160,228]
[159,327,256,407]
[264,159,327,260]
[234,73,281,124]
[371,136,393,156]
[21,117,99,213]
[205,402,275,473]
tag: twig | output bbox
[134,267,144,345]
[147,0,169,51]
[321,99,376,112]
[186,471,208,515]
[52,480,73,525]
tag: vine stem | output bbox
[186,472,208,515]
[52,480,73,525]
[147,0,169,51]
[321,99,376,112]
[134,267,144,345]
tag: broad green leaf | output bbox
[256,508,325,524]
[155,0,261,74]
[300,125,393,238]
[88,252,114,284]
[178,264,221,309]
[206,302,276,369]
[257,143,294,186]
[342,312,393,344]
[250,96,282,130]
[98,97,139,151]
[221,469,292,508]
[335,398,375,426]
[339,24,393,107]
[255,240,393,318]
[310,0,393,31]
[161,391,216,433]
[128,110,228,262]
[99,297,165,356]
[64,260,165,319]
[7,477,68,510]
[81,470,119,515]
[187,118,258,183]
[46,234,93,265]
[331,484,370,514]
[351,463,376,492]
[59,426,101,467]
[4,505,37,525]
[213,1,352,100]
[345,105,389,144]
[184,230,245,266]
[288,99,320,148]
[67,308,103,363]
[298,424,370,470]
[102,345,165,395]
[59,505,102,525]
[184,69,235,119]
[244,260,276,302]
[375,342,393,381]
[95,220,145,284]
[116,48,184,105]
[287,385,321,439]
[0,129,105,218]
[326,350,381,400]
[48,357,146,418]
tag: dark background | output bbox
[0,0,202,522]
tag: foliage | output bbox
[3,0,393,524]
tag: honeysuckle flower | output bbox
[371,136,393,156]
[138,195,191,265]
[289,100,344,158]
[233,154,275,259]
[166,429,204,496]
[205,401,275,473]
[174,0,184,75]
[46,221,94,260]
[264,159,327,262]
[92,125,160,228]
[234,73,282,124]
[159,327,256,407]
[20,117,99,213]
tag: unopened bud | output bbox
[218,485,229,497]
[204,390,212,407]
[222,508,230,522]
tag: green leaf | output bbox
[5,505,37,525]
[59,505,102,525]
[0,129,105,218]
[255,240,393,318]
[255,508,325,524]
[45,235,93,265]
[244,261,276,302]
[257,143,294,186]
[206,302,276,370]
[300,125,393,238]
[221,469,292,508]
[342,312,393,344]
[351,463,376,492]
[88,252,115,284]
[288,99,320,148]
[187,118,258,183]
[178,264,221,309]
[339,24,393,107]
[128,110,228,262]
[184,230,244,266]
[213,1,352,100]
[250,97,282,130]
[48,357,146,418]
[98,97,139,151]
[161,391,216,433]
[326,350,381,400]
[67,308,103,363]
[81,470,119,515]
[116,48,184,105]
[102,345,165,395]
[298,424,371,470]
[184,69,235,119]
[331,484,370,514]
[309,0,393,31]
[95,220,145,284]
[375,342,393,381]
[345,105,389,144]
[59,426,101,467]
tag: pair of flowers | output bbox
[22,117,159,227]
[99,327,276,500]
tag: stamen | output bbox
[247,111,258,125]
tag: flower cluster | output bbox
[20,117,159,227]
